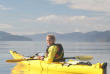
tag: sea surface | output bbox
[0,41,109,74]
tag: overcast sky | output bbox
[0,0,110,35]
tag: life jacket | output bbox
[45,43,64,62]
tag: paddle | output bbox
[64,56,93,61]
[6,56,93,63]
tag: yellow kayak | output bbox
[9,50,107,74]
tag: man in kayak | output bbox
[39,34,64,62]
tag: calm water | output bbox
[0,41,110,74]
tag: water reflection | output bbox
[11,63,74,74]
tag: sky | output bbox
[0,0,110,35]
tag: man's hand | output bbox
[39,56,45,60]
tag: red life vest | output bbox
[45,43,64,62]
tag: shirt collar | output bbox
[47,43,55,47]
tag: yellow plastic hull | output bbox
[10,50,107,74]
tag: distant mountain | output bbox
[1,31,110,42]
[0,31,32,41]
[25,32,60,41]
[25,31,110,42]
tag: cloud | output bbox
[48,0,110,12]
[21,14,110,32]
[10,32,36,35]
[0,23,13,29]
[73,29,80,32]
[24,15,108,26]
[22,15,86,24]
[0,5,13,10]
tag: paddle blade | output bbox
[6,59,27,63]
[75,56,93,61]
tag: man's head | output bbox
[46,34,56,45]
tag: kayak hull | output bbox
[9,50,107,74]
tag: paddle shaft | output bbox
[6,58,74,62]
[63,57,75,59]
[6,56,93,63]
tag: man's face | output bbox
[46,37,54,45]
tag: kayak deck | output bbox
[9,50,107,74]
